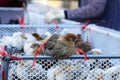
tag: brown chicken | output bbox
[75,41,91,53]
[44,33,76,59]
[44,33,92,59]
[44,34,59,50]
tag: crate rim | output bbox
[0,24,82,28]
[0,7,24,11]
[4,54,120,60]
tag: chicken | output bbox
[44,34,59,50]
[44,33,76,59]
[11,60,46,80]
[63,33,78,42]
[10,32,26,50]
[85,68,105,80]
[63,33,91,53]
[87,48,102,54]
[46,41,75,59]
[47,60,87,80]
[0,36,13,47]
[75,41,91,53]
[1,32,26,55]
[24,33,37,42]
[39,32,52,44]
[65,33,92,54]
[24,41,41,55]
[24,33,42,55]
[104,65,120,80]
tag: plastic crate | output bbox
[0,7,24,24]
[0,24,120,80]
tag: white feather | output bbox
[85,68,105,80]
[11,32,25,50]
[12,32,24,38]
[24,41,41,55]
[0,36,13,47]
[104,65,120,80]
[15,60,44,79]
[25,33,37,42]
[47,66,65,80]
[87,48,102,54]
[47,60,86,80]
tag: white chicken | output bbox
[47,60,87,80]
[0,32,26,55]
[104,65,120,80]
[11,60,46,80]
[11,32,26,50]
[24,33,42,55]
[0,36,13,47]
[24,41,41,55]
[24,33,37,42]
[87,48,102,54]
[85,68,105,80]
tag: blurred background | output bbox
[33,0,78,9]
[0,0,78,24]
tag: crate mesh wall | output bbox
[0,25,120,80]
[8,59,120,80]
[0,24,81,38]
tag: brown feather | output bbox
[63,33,77,42]
[30,43,40,54]
[32,33,43,41]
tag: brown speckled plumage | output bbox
[64,33,77,41]
[44,34,59,50]
[30,43,40,54]
[44,33,92,58]
[44,34,75,59]
[76,41,91,53]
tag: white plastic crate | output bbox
[0,7,24,24]
[83,24,120,54]
[0,24,120,80]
